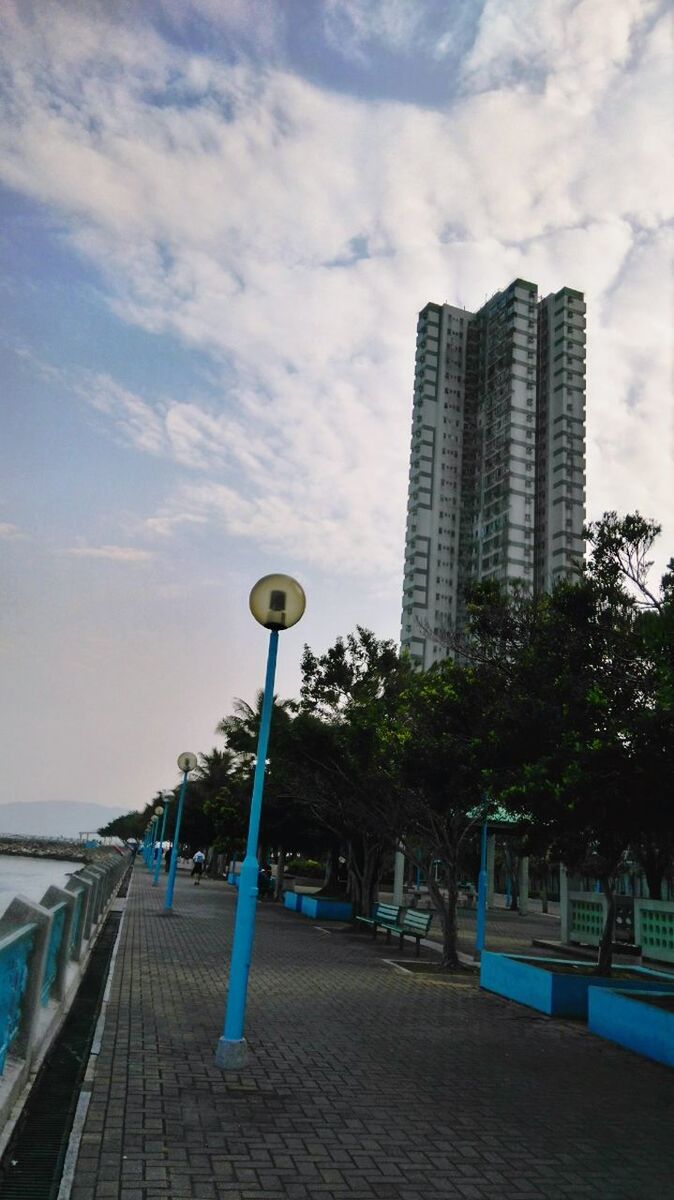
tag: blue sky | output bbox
[1,0,672,815]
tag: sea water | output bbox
[0,854,83,918]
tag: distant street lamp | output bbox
[152,794,173,887]
[164,753,197,912]
[215,574,306,1070]
[150,805,163,870]
[144,820,156,867]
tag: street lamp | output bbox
[144,821,155,866]
[215,573,306,1070]
[152,794,173,886]
[164,753,197,912]
[148,805,163,870]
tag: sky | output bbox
[1,0,672,816]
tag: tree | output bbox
[585,513,674,900]
[492,513,673,973]
[382,659,502,968]
[295,628,415,916]
[98,806,152,841]
[215,692,330,895]
[191,747,247,862]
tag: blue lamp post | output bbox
[152,805,164,870]
[152,794,172,886]
[164,753,197,912]
[215,573,306,1070]
[144,821,155,866]
[147,814,160,868]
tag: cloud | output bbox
[65,545,155,562]
[78,374,168,456]
[321,0,479,66]
[461,0,665,103]
[0,522,28,540]
[0,0,672,581]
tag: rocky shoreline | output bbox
[0,835,115,863]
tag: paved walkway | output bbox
[69,868,674,1200]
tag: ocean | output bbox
[0,854,83,918]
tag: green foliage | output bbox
[98,808,150,840]
[284,857,324,879]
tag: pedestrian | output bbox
[164,845,172,873]
[192,849,205,885]
[258,866,269,900]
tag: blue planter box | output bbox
[226,873,240,886]
[283,892,303,912]
[480,952,674,1019]
[301,896,353,921]
[589,988,674,1066]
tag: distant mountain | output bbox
[0,801,130,838]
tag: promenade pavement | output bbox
[69,867,674,1200]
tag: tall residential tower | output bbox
[401,278,586,668]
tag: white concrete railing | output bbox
[0,852,130,1152]
[635,899,674,964]
[566,891,607,947]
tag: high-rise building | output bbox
[401,278,586,668]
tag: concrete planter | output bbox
[480,952,674,1019]
[589,988,674,1066]
[283,892,303,912]
[301,896,353,921]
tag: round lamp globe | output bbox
[249,574,306,631]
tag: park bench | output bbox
[396,908,433,956]
[355,904,434,956]
[355,902,402,940]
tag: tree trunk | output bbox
[428,870,460,969]
[540,870,548,914]
[596,877,616,975]
[509,866,520,913]
[643,861,664,902]
[320,843,342,894]
[275,845,285,901]
[347,838,381,918]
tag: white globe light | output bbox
[154,805,164,816]
[178,752,197,773]
[249,574,306,631]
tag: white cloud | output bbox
[65,545,155,562]
[0,0,672,581]
[461,0,663,103]
[0,522,27,540]
[321,0,482,66]
[78,374,168,456]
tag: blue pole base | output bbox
[214,1036,248,1070]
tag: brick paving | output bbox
[69,868,674,1200]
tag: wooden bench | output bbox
[355,902,401,941]
[396,908,433,956]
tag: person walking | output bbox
[192,849,206,885]
[164,845,172,873]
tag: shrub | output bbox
[284,857,324,879]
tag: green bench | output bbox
[355,903,433,957]
[397,908,433,956]
[355,902,401,940]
